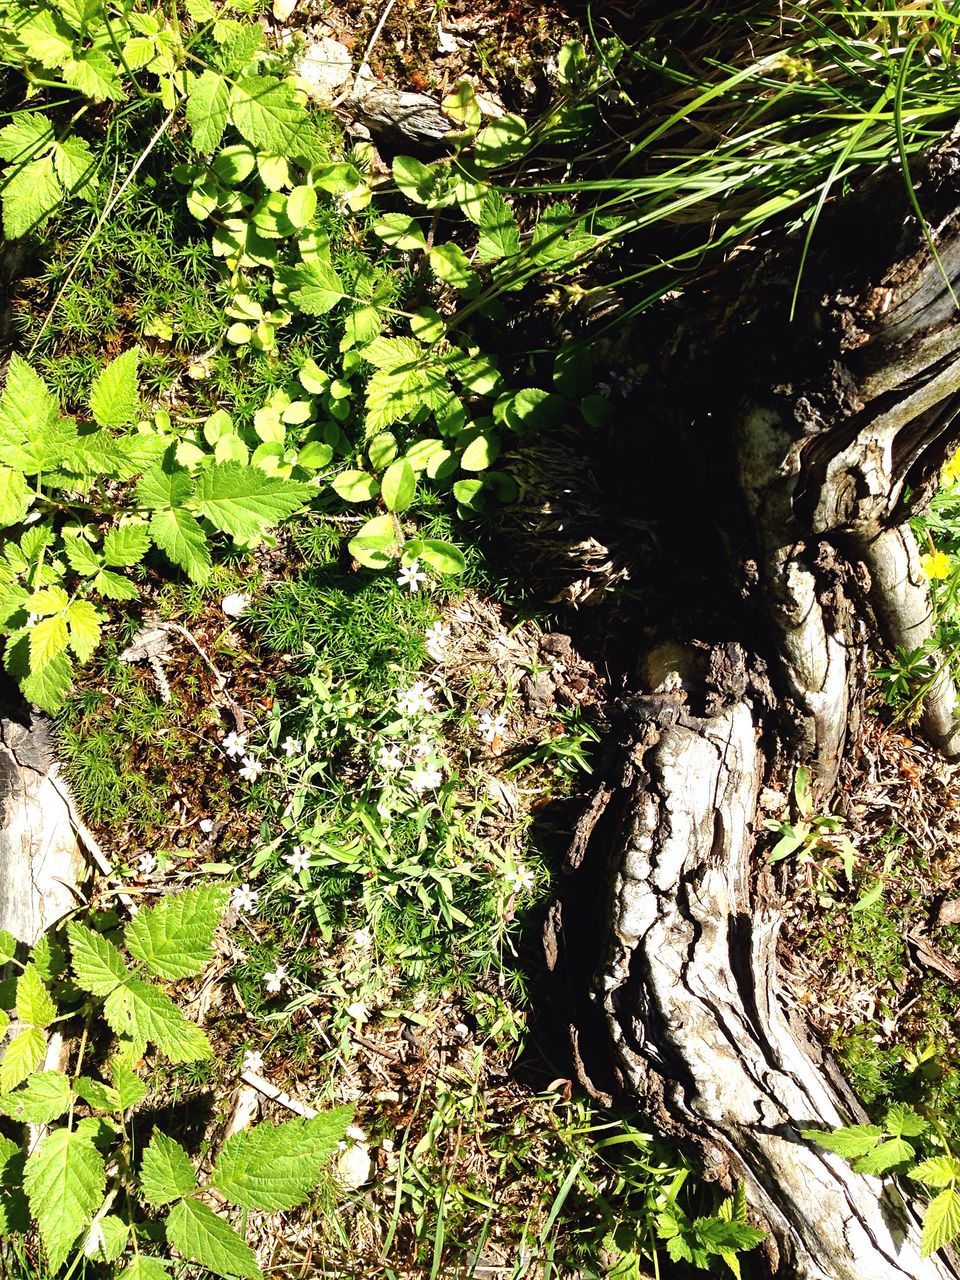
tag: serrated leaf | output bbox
[53,137,97,200]
[63,537,102,576]
[0,1133,28,1234]
[211,1107,353,1212]
[103,524,151,567]
[16,643,73,714]
[229,74,313,158]
[166,1197,261,1280]
[914,1156,960,1188]
[27,586,69,616]
[83,1212,128,1261]
[126,884,229,980]
[278,259,346,315]
[193,463,309,540]
[150,508,211,582]
[884,1102,928,1138]
[16,964,56,1028]
[29,614,69,672]
[0,1071,72,1124]
[922,1186,960,1256]
[187,70,230,152]
[476,190,520,263]
[24,1127,106,1271]
[93,568,140,601]
[62,51,123,102]
[800,1124,883,1160]
[140,1131,198,1207]
[104,978,211,1063]
[0,114,55,164]
[66,600,103,664]
[852,1136,914,1176]
[381,459,415,513]
[0,930,15,963]
[90,350,139,429]
[75,1076,122,1112]
[0,467,32,527]
[119,1257,171,1280]
[428,242,476,292]
[110,1058,147,1110]
[68,921,129,997]
[0,355,62,471]
[0,1027,46,1092]
[2,155,62,239]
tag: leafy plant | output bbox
[764,765,858,898]
[0,888,352,1277]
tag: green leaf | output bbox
[187,70,230,152]
[0,355,61,472]
[110,1058,147,1110]
[852,1137,914,1176]
[229,75,313,157]
[103,978,212,1063]
[0,1071,72,1124]
[119,1257,171,1280]
[14,642,73,714]
[0,114,55,164]
[0,931,15,963]
[103,524,151,567]
[381,458,416,513]
[150,508,211,582]
[331,470,379,503]
[410,308,444,345]
[74,1076,122,1112]
[212,1108,353,1211]
[884,1103,928,1139]
[0,468,32,526]
[473,114,531,168]
[459,430,500,472]
[193,463,309,540]
[0,1027,46,1092]
[372,212,426,250]
[140,1131,198,1208]
[922,1186,960,1256]
[165,1198,261,1280]
[68,921,129,997]
[428,242,476,292]
[93,568,140,601]
[442,81,481,131]
[914,1156,960,1188]
[24,1127,106,1270]
[392,156,435,204]
[419,539,466,576]
[126,885,229,980]
[83,1212,127,1261]
[30,614,69,673]
[90,349,139,429]
[52,137,98,199]
[348,514,398,569]
[278,259,346,315]
[2,155,62,239]
[66,600,103,664]
[476,190,521,263]
[16,964,56,1028]
[285,185,317,229]
[61,51,123,102]
[368,432,398,471]
[800,1124,883,1160]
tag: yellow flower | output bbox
[921,550,952,581]
[943,449,960,487]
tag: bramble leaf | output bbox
[66,600,103,664]
[165,1197,261,1280]
[229,75,314,158]
[103,525,151,567]
[0,1027,47,1092]
[0,1071,72,1124]
[140,1131,198,1208]
[922,1186,960,1256]
[0,467,33,526]
[800,1124,882,1159]
[2,155,62,239]
[23,1127,106,1270]
[67,921,129,996]
[103,978,211,1063]
[193,463,309,541]
[211,1108,353,1211]
[187,70,230,152]
[914,1156,960,1188]
[90,349,139,429]
[149,508,211,582]
[16,964,56,1028]
[125,884,229,980]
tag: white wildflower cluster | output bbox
[221,728,263,784]
[372,681,449,794]
[424,620,450,663]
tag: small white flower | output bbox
[477,711,507,744]
[413,733,435,759]
[281,736,302,757]
[377,743,403,773]
[285,845,312,875]
[264,965,287,994]
[397,681,435,718]
[345,999,369,1023]
[138,852,156,877]
[424,621,450,662]
[352,928,373,950]
[397,560,428,593]
[507,864,536,893]
[410,762,443,793]
[222,592,251,618]
[239,755,263,783]
[222,730,248,759]
[232,883,258,914]
[241,1049,264,1075]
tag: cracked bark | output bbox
[582,133,960,1277]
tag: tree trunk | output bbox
[577,132,960,1277]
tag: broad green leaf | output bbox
[119,1257,171,1280]
[0,1133,28,1234]
[884,1103,928,1138]
[428,243,476,292]
[24,1128,106,1270]
[473,114,531,169]
[187,70,230,152]
[800,1124,882,1159]
[193,463,309,540]
[67,921,129,996]
[2,155,62,239]
[459,430,500,472]
[0,930,15,963]
[229,75,313,158]
[211,1108,353,1211]
[348,514,398,569]
[90,350,139,429]
[126,884,229,980]
[53,137,97,199]
[27,586,69,616]
[83,1212,128,1261]
[0,355,61,471]
[212,145,257,184]
[17,644,73,714]
[0,1027,46,1092]
[29,614,69,672]
[93,568,140,601]
[331,470,379,503]
[296,441,333,470]
[368,432,398,470]
[420,539,466,576]
[0,114,55,163]
[110,1058,147,1110]
[103,978,211,1063]
[372,213,426,251]
[0,467,32,526]
[150,507,211,581]
[380,459,415,513]
[165,1197,261,1280]
[342,304,382,350]
[476,190,521,263]
[0,1071,72,1124]
[922,1186,960,1256]
[103,524,151,567]
[66,600,103,664]
[298,358,329,394]
[393,155,434,204]
[74,1076,122,1112]
[442,81,481,131]
[16,964,55,1028]
[285,185,316,229]
[61,51,122,102]
[852,1137,914,1176]
[410,308,444,345]
[277,259,346,315]
[914,1156,960,1188]
[140,1131,198,1207]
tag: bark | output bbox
[579,132,960,1276]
